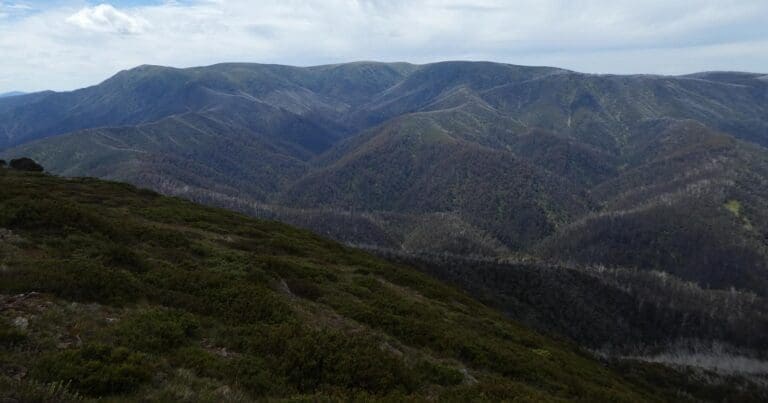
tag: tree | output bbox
[9,157,43,172]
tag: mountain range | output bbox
[2,61,768,377]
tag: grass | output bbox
[724,199,755,230]
[724,199,742,216]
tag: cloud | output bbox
[66,3,148,35]
[0,1,34,19]
[5,3,32,11]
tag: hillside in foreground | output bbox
[0,169,652,401]
[2,169,767,402]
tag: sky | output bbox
[1,0,767,93]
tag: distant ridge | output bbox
[0,91,25,98]
[1,62,767,295]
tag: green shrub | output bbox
[206,283,292,324]
[172,346,289,397]
[271,328,414,394]
[414,361,464,386]
[32,344,155,396]
[102,244,149,273]
[0,198,117,239]
[55,260,141,305]
[0,318,27,348]
[0,259,141,306]
[171,346,229,380]
[285,278,323,301]
[229,355,284,396]
[113,308,199,353]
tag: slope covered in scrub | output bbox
[0,168,675,402]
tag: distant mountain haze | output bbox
[0,91,26,98]
[2,61,768,300]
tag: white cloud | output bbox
[0,0,766,93]
[66,4,148,35]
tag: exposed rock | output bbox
[380,341,404,357]
[202,338,238,359]
[56,334,82,349]
[277,278,294,297]
[215,385,232,398]
[1,293,46,317]
[460,368,478,385]
[0,228,22,243]
[12,317,28,331]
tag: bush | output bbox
[32,344,154,396]
[113,308,199,353]
[0,198,119,240]
[9,157,44,172]
[229,356,283,396]
[414,361,464,386]
[285,278,323,301]
[270,327,414,394]
[53,260,141,305]
[207,283,292,324]
[103,244,149,273]
[0,259,141,306]
[0,318,27,348]
[171,346,229,380]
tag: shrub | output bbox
[32,344,154,396]
[0,318,27,348]
[272,328,414,394]
[414,361,464,386]
[0,259,141,306]
[229,356,283,396]
[53,260,141,305]
[113,308,199,353]
[103,244,149,273]
[0,198,119,240]
[171,346,229,380]
[285,278,323,301]
[9,157,44,172]
[206,283,292,324]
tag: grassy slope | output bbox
[0,169,663,402]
